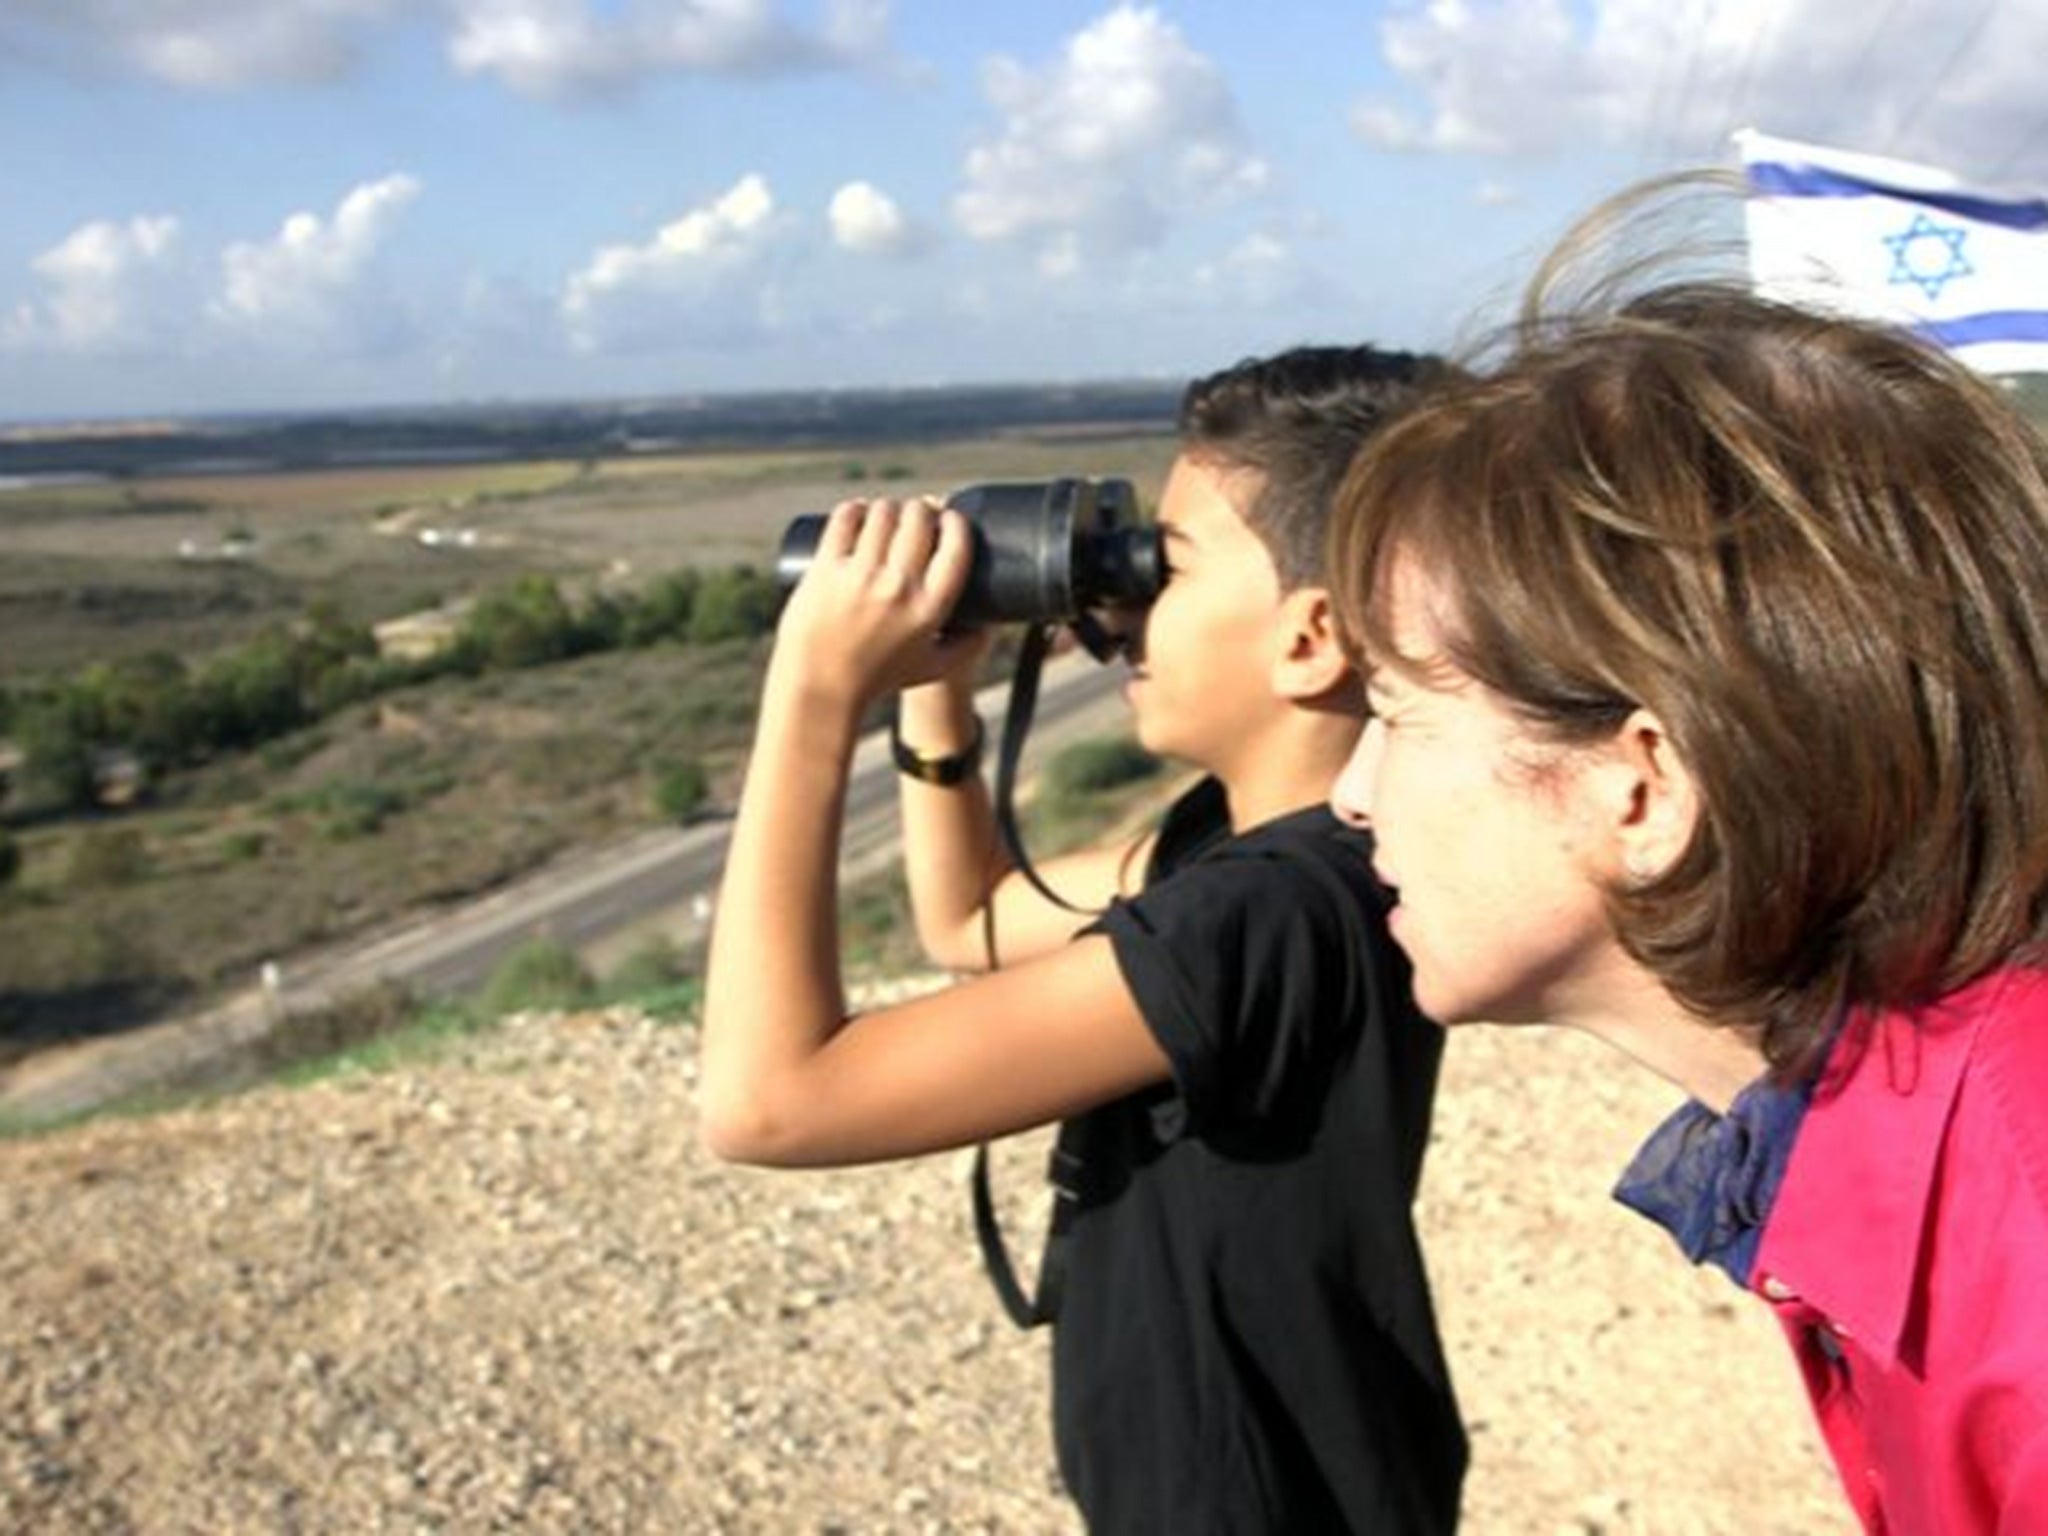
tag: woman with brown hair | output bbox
[1325,263,2048,1531]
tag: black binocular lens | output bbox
[774,477,1163,628]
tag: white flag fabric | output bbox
[1734,128,2048,375]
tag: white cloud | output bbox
[445,0,894,99]
[1352,0,2048,181]
[0,0,894,95]
[0,0,400,88]
[828,180,923,256]
[4,215,184,354]
[1037,232,1082,281]
[1188,232,1303,306]
[952,5,1269,269]
[212,174,422,348]
[1348,100,1426,152]
[561,173,792,351]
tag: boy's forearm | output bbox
[700,674,862,1155]
[896,680,1012,969]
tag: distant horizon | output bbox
[7,363,2045,454]
[0,367,1204,436]
[0,373,1195,485]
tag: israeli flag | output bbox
[1734,128,2048,375]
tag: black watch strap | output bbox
[891,707,985,785]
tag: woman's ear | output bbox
[1594,707,1700,886]
[1270,587,1357,702]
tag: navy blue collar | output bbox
[1612,1073,1813,1287]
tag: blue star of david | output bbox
[1883,212,1973,302]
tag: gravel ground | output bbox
[1,984,1853,1534]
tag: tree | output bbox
[457,575,578,670]
[195,631,306,750]
[573,590,628,655]
[296,601,378,691]
[0,829,21,889]
[73,652,196,769]
[623,569,699,646]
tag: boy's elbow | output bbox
[699,1086,779,1165]
[913,914,992,974]
[700,1117,765,1165]
[698,1077,816,1166]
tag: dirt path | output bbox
[1,989,1850,1533]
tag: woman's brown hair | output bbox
[1330,274,2048,1076]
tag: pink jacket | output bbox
[1754,968,2048,1534]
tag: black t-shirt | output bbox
[1054,777,1465,1534]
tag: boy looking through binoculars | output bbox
[701,346,1466,1533]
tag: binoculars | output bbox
[774,477,1165,630]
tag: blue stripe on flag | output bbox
[1914,310,2048,348]
[1746,161,2048,232]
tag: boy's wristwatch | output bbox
[891,711,985,785]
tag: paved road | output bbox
[0,654,1133,1118]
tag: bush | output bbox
[842,873,922,972]
[309,779,405,840]
[272,994,487,1087]
[13,704,96,814]
[1044,735,1161,801]
[623,570,699,646]
[599,936,700,1020]
[258,730,327,773]
[653,758,710,823]
[0,829,19,888]
[479,938,594,1018]
[195,631,308,749]
[687,566,779,644]
[223,829,267,863]
[457,575,579,670]
[304,656,383,717]
[250,980,418,1078]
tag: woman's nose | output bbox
[1329,719,1382,829]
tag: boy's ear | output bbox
[1270,587,1356,701]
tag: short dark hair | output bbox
[1178,345,1447,590]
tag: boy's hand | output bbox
[771,497,978,711]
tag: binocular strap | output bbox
[992,623,1101,917]
[973,621,1102,1329]
[972,1132,1082,1330]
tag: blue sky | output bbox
[2,0,2044,422]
